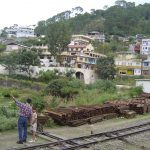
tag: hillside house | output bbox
[88,31,105,43]
[141,39,150,55]
[5,24,35,38]
[115,52,142,75]
[3,40,29,53]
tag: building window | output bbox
[144,62,149,66]
[80,58,83,61]
[71,53,76,55]
[40,56,44,59]
[122,62,126,65]
[128,63,132,66]
[136,62,140,65]
[78,64,81,68]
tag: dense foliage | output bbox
[90,79,117,93]
[46,21,71,57]
[0,43,6,52]
[96,56,116,79]
[46,78,84,100]
[35,1,150,36]
[0,75,144,131]
[0,52,18,75]
[0,49,40,78]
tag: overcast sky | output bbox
[0,0,149,29]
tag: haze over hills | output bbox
[0,0,149,30]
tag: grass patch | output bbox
[114,75,146,86]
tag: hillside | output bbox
[35,1,150,36]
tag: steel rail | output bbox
[10,121,150,150]
[38,131,63,140]
[62,126,150,150]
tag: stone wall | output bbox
[0,65,98,84]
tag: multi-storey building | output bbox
[142,55,150,75]
[35,34,106,68]
[115,52,142,75]
[141,39,150,55]
[60,35,106,69]
[88,31,105,43]
[32,35,106,83]
[5,24,35,38]
[1,34,106,84]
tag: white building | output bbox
[5,24,35,38]
[88,31,105,43]
[141,39,150,55]
[136,79,150,93]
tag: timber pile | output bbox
[106,93,150,115]
[37,115,49,132]
[45,104,118,126]
[43,93,150,126]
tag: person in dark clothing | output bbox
[12,96,32,144]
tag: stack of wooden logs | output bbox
[44,104,118,126]
[42,93,150,127]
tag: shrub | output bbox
[0,106,17,118]
[61,86,79,100]
[44,118,57,128]
[65,69,75,78]
[114,75,145,85]
[0,116,17,131]
[128,86,143,98]
[31,96,46,112]
[92,79,116,93]
[67,79,84,89]
[49,96,59,108]
[1,88,11,97]
[10,90,19,98]
[38,70,58,83]
[46,78,82,99]
[46,78,68,96]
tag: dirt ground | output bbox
[0,130,48,150]
[45,114,150,138]
[1,114,150,150]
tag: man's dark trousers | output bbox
[18,116,27,142]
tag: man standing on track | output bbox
[12,96,32,144]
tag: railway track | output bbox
[38,131,64,141]
[10,121,150,150]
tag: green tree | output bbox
[0,43,6,52]
[34,20,46,36]
[96,56,116,79]
[0,29,7,38]
[35,3,150,37]
[46,78,81,100]
[46,22,71,62]
[0,52,18,75]
[38,70,59,83]
[17,49,40,78]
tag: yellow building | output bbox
[115,52,142,75]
